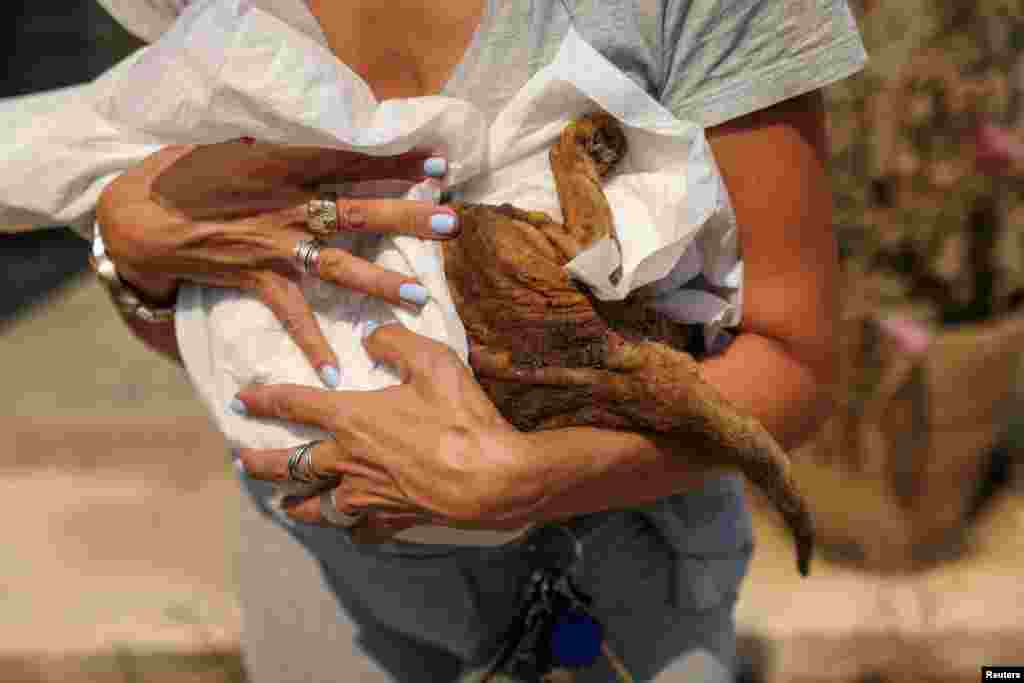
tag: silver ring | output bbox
[306,196,339,237]
[287,440,332,483]
[320,489,365,528]
[294,239,324,276]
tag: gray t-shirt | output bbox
[98,0,867,128]
[443,0,867,127]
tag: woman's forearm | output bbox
[522,425,719,523]
[523,330,830,523]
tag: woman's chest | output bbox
[306,0,485,100]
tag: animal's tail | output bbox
[687,393,815,576]
[606,340,816,576]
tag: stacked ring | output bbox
[287,440,335,483]
[294,239,324,276]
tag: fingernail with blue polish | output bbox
[424,157,447,177]
[229,398,248,416]
[319,365,341,389]
[399,283,430,306]
[282,495,304,509]
[363,319,380,340]
[431,212,458,235]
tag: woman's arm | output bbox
[518,90,840,521]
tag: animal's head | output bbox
[570,111,628,178]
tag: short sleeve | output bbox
[658,0,867,128]
[95,0,192,43]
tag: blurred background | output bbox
[1,2,245,681]
[1,1,1022,681]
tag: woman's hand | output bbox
[96,140,459,384]
[233,322,553,541]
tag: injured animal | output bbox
[442,111,814,576]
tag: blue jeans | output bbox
[237,471,753,682]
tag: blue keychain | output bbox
[543,574,633,682]
[481,524,634,683]
[549,609,604,668]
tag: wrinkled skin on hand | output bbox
[442,111,814,575]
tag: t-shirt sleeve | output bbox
[95,0,192,43]
[658,0,867,128]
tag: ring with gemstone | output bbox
[306,194,339,238]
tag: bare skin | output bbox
[306,0,485,100]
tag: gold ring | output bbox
[306,194,339,238]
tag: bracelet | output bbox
[89,222,177,324]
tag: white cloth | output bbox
[5,0,741,546]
